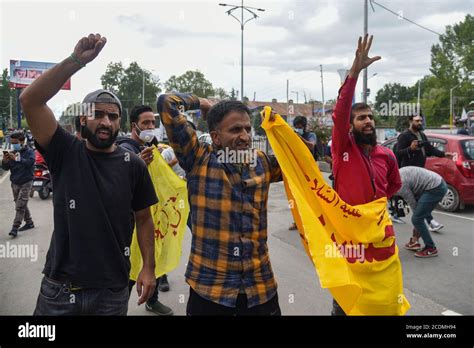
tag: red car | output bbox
[382,133,474,211]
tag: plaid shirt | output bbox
[157,93,282,308]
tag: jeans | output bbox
[186,287,281,316]
[128,278,159,305]
[33,276,129,315]
[411,181,448,248]
[11,181,33,230]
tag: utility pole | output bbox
[450,83,461,133]
[286,79,289,103]
[9,95,13,128]
[220,2,265,102]
[303,91,307,104]
[363,0,368,103]
[253,91,256,101]
[320,64,325,117]
[142,69,145,104]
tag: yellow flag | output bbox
[261,107,410,315]
[129,147,189,281]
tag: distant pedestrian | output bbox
[396,166,447,258]
[1,131,35,238]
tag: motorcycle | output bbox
[32,151,52,200]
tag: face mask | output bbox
[12,143,22,151]
[295,128,304,135]
[134,124,156,143]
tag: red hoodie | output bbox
[331,77,401,206]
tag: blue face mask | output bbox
[12,143,22,151]
[295,128,304,135]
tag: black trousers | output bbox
[186,287,281,316]
[331,299,346,316]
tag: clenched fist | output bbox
[72,33,107,66]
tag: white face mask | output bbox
[138,129,156,143]
[295,128,304,135]
[135,124,156,143]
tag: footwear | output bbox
[158,274,170,292]
[404,239,421,251]
[18,222,35,232]
[8,229,18,238]
[428,220,444,233]
[414,247,438,258]
[145,301,173,316]
[391,215,406,224]
[288,222,298,230]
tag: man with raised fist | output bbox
[20,34,157,315]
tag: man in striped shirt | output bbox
[157,94,282,315]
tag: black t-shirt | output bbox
[36,125,158,288]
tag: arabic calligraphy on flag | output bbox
[129,147,190,281]
[261,106,410,315]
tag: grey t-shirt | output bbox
[395,166,443,210]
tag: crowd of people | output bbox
[0,32,456,316]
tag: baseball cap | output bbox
[82,89,122,115]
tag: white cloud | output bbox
[0,0,471,120]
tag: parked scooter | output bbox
[32,150,52,200]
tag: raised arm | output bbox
[20,34,107,150]
[156,93,205,172]
[332,34,381,156]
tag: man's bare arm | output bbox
[20,34,107,150]
[134,207,156,305]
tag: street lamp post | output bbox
[361,72,377,101]
[450,83,462,133]
[219,2,265,102]
[142,69,145,105]
[142,68,156,105]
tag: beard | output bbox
[353,127,377,146]
[413,123,423,131]
[82,124,118,149]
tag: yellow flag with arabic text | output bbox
[261,106,410,315]
[129,147,189,281]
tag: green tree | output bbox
[374,15,473,127]
[100,62,161,131]
[164,70,214,97]
[0,69,18,129]
[213,87,230,99]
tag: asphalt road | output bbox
[0,170,472,315]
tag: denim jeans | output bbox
[411,181,448,249]
[33,276,129,316]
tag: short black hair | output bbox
[350,102,371,124]
[10,131,25,141]
[207,100,250,131]
[409,114,423,121]
[293,115,307,128]
[74,116,81,132]
[130,105,153,125]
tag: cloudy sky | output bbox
[1,0,472,117]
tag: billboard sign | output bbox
[9,60,71,90]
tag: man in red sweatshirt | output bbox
[330,34,402,315]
